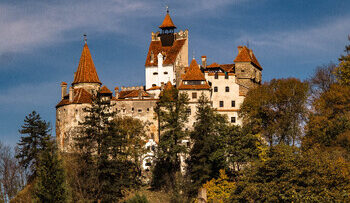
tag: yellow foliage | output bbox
[202,169,235,203]
[255,134,268,162]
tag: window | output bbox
[152,84,156,87]
[219,101,224,107]
[231,100,236,107]
[147,108,150,112]
[153,72,158,75]
[241,69,245,73]
[164,71,168,75]
[131,107,134,112]
[231,117,236,123]
[138,109,142,113]
[225,86,230,92]
[214,87,218,92]
[186,107,191,115]
[225,72,229,79]
[192,92,197,99]
[214,73,218,79]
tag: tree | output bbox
[33,138,68,203]
[0,142,24,202]
[231,145,350,202]
[16,111,51,182]
[308,62,337,99]
[304,84,350,151]
[335,36,350,85]
[240,78,309,146]
[152,85,189,189]
[186,94,228,196]
[203,169,235,203]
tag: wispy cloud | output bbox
[234,16,350,56]
[0,0,242,55]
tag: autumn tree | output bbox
[308,62,336,100]
[231,145,350,202]
[16,111,51,182]
[335,36,350,85]
[152,85,189,190]
[240,78,309,146]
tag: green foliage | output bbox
[203,169,235,203]
[124,193,149,203]
[186,94,228,196]
[74,92,140,202]
[240,78,309,146]
[16,111,51,182]
[231,145,350,202]
[33,139,68,203]
[152,86,189,189]
[335,36,350,85]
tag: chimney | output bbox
[157,52,163,68]
[201,56,207,68]
[114,87,119,99]
[237,46,243,52]
[249,49,253,58]
[69,86,74,102]
[150,51,154,63]
[138,90,142,99]
[60,82,67,99]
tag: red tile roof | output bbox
[164,81,173,90]
[206,62,220,68]
[118,90,150,99]
[146,86,161,91]
[178,83,211,90]
[145,39,186,66]
[61,82,67,86]
[99,86,112,94]
[72,44,101,85]
[159,13,176,29]
[182,59,206,81]
[205,63,234,72]
[234,46,262,70]
[56,88,92,108]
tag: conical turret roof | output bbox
[159,13,176,29]
[72,43,101,85]
[183,59,206,81]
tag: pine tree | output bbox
[16,111,51,182]
[33,138,68,203]
[152,85,189,189]
[186,94,228,196]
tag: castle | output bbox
[55,10,262,154]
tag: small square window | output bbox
[164,71,168,75]
[214,87,218,92]
[147,108,150,112]
[186,107,191,115]
[192,92,197,99]
[131,107,134,112]
[138,109,142,113]
[231,100,236,107]
[231,117,236,123]
[153,72,158,75]
[219,101,224,107]
[225,86,229,92]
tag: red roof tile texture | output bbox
[146,86,161,91]
[118,90,150,99]
[178,83,211,90]
[159,13,176,29]
[56,88,92,108]
[182,59,206,81]
[145,39,186,66]
[234,46,262,70]
[100,86,112,94]
[72,44,102,85]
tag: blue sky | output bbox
[0,0,349,146]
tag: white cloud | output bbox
[0,0,241,55]
[234,16,350,55]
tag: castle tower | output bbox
[145,9,188,90]
[56,40,102,152]
[72,40,102,94]
[234,46,262,95]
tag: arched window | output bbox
[225,86,230,92]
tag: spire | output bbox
[183,59,206,81]
[72,41,101,85]
[159,8,176,29]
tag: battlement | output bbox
[151,29,188,41]
[120,86,144,91]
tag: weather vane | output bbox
[83,34,87,44]
[192,50,195,59]
[166,5,169,13]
